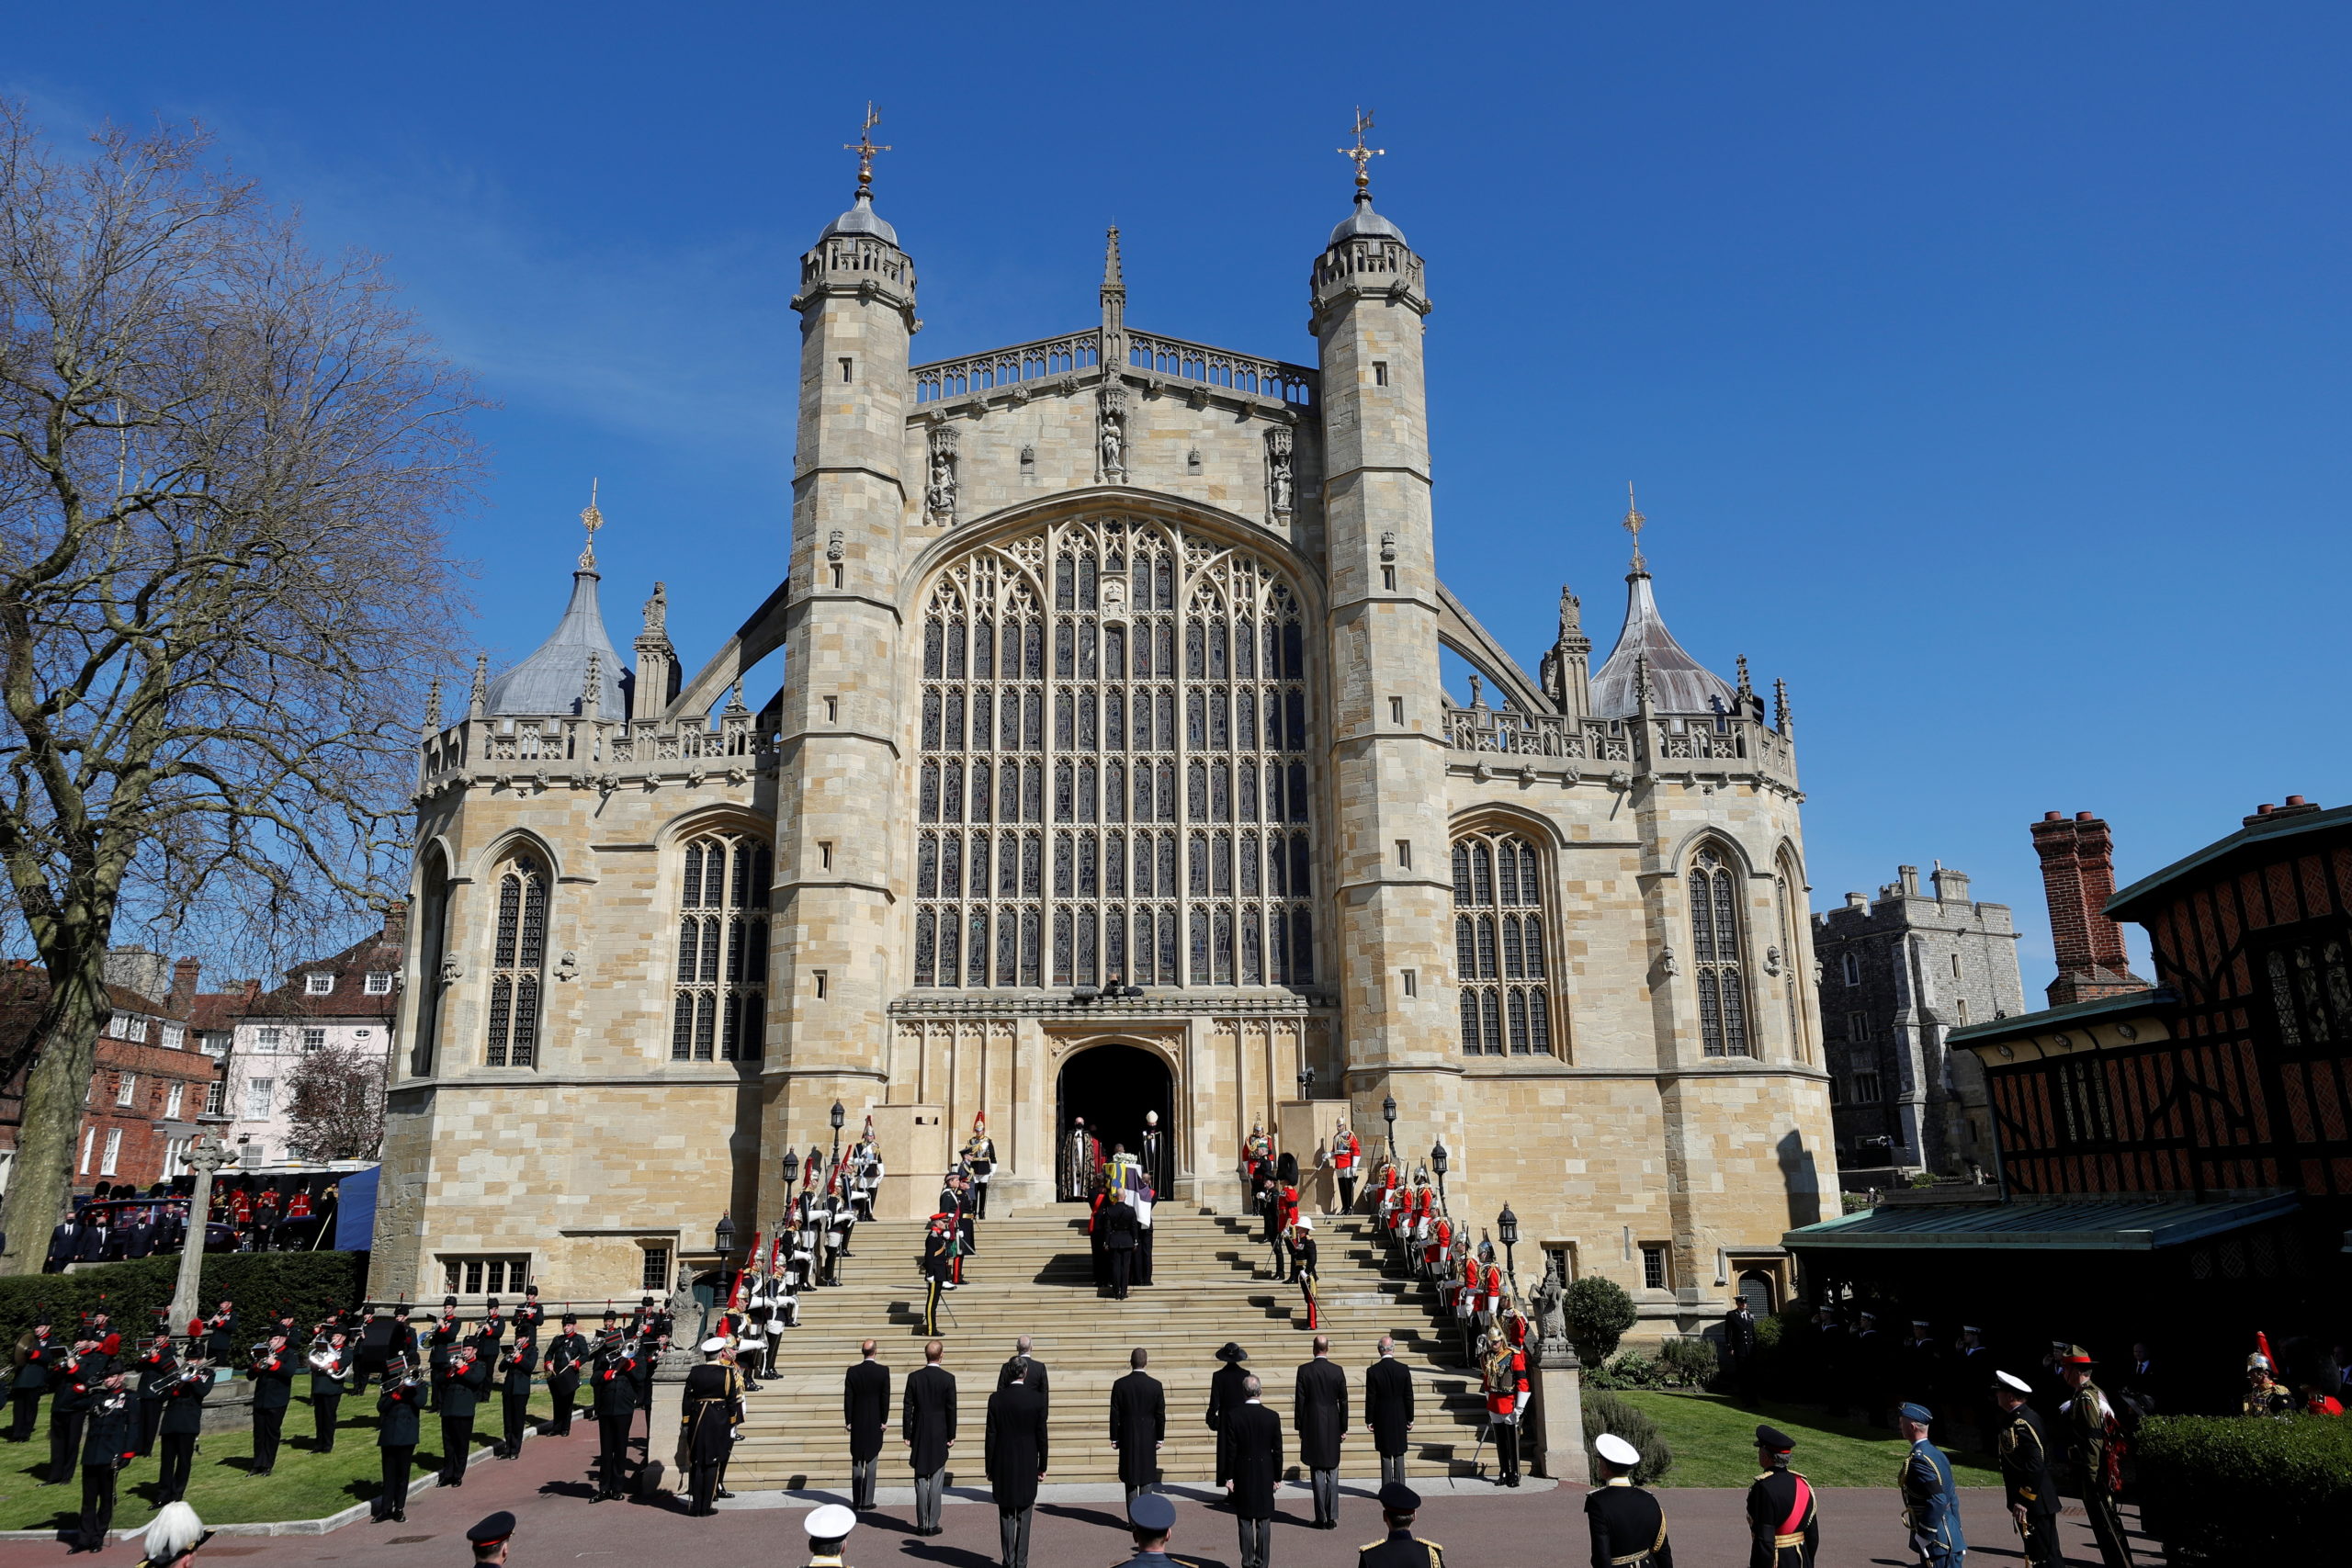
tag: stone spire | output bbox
[633,581,677,718]
[1541,581,1593,720]
[1099,225,1126,372]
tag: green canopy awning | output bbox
[1783,1190,2301,1253]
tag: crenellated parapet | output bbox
[413,710,778,801]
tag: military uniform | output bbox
[2060,1355,2132,1568]
[1586,1476,1672,1568]
[1481,1336,1529,1487]
[1746,1427,1819,1568]
[545,1321,589,1435]
[1360,1483,1445,1568]
[373,1369,424,1522]
[1996,1395,2063,1568]
[590,1338,639,1500]
[1896,1418,1964,1568]
[921,1215,954,1337]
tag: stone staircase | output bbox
[728,1208,1497,1487]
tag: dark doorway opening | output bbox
[1054,1043,1173,1201]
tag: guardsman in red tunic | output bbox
[1330,1121,1363,1213]
[1745,1425,1819,1568]
[1480,1329,1529,1487]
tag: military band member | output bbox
[246,1332,295,1476]
[309,1325,349,1453]
[1895,1403,1963,1568]
[1588,1432,1671,1568]
[10,1309,60,1442]
[2058,1346,2132,1568]
[1994,1370,2063,1568]
[1360,1481,1445,1568]
[75,1371,135,1551]
[467,1510,517,1565]
[544,1314,588,1435]
[372,1357,424,1524]
[496,1325,537,1459]
[438,1339,489,1486]
[589,1330,639,1501]
[425,1295,458,1413]
[1746,1425,1818,1568]
[153,1353,209,1505]
[132,1330,176,1458]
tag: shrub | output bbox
[1581,1390,1673,1484]
[1840,1191,1874,1214]
[1585,1351,1668,1391]
[1563,1275,1637,1367]
[2134,1414,2352,1568]
[1656,1335,1718,1389]
[0,1252,365,1357]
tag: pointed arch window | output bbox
[672,829,772,1061]
[1690,844,1752,1058]
[1450,826,1558,1056]
[485,852,548,1067]
[915,516,1315,990]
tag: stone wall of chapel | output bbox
[370,771,771,1302]
[901,387,1324,555]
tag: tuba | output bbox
[308,1339,344,1376]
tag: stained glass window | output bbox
[1451,828,1558,1055]
[486,852,548,1067]
[672,830,772,1061]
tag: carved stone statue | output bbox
[1097,387,1127,482]
[1558,583,1581,640]
[1265,426,1294,515]
[1531,1255,1569,1346]
[643,581,668,635]
[925,425,959,524]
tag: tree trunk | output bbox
[0,947,109,1277]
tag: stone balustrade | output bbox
[416,711,778,797]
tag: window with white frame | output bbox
[486,852,549,1067]
[165,1083,185,1120]
[199,1032,230,1057]
[244,1077,276,1120]
[110,1012,149,1042]
[164,1136,193,1179]
[162,1022,186,1050]
[115,1072,136,1106]
[78,1128,95,1174]
[364,972,395,995]
[300,1028,325,1053]
[441,1256,530,1296]
[305,974,334,996]
[98,1128,121,1176]
[1689,845,1752,1057]
[1452,827,1559,1055]
[256,1027,282,1052]
[672,829,773,1062]
[203,1079,225,1117]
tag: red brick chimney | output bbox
[2031,810,2149,1007]
[168,956,201,1012]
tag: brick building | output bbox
[218,908,403,1164]
[0,949,225,1198]
[1811,863,2026,1187]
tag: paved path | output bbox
[0,1423,2154,1565]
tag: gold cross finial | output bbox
[1339,107,1384,197]
[1622,481,1646,573]
[579,478,604,570]
[845,102,890,200]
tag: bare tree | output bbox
[285,1044,386,1161]
[0,104,481,1272]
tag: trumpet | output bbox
[168,1362,209,1393]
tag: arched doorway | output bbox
[1054,1043,1173,1201]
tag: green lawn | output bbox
[0,1387,567,1532]
[1613,1392,2000,1489]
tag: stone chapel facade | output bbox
[369,164,1836,1334]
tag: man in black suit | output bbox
[902,1338,957,1537]
[842,1339,890,1511]
[985,1362,1048,1568]
[1365,1336,1415,1486]
[1098,1192,1140,1300]
[1219,1373,1283,1568]
[996,1336,1048,1408]
[1294,1335,1348,1529]
[1110,1347,1165,1501]
[1207,1342,1251,1438]
[1723,1298,1759,1403]
[43,1216,84,1273]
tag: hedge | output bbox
[0,1252,365,1357]
[2134,1414,2352,1568]
[1581,1389,1673,1484]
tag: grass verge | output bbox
[1614,1392,2000,1488]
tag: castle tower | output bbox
[762,124,920,1224]
[1309,129,1461,1145]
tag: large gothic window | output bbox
[673,829,772,1061]
[1690,844,1752,1058]
[485,852,548,1067]
[1452,827,1556,1055]
[915,516,1315,990]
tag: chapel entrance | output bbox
[1053,1043,1173,1201]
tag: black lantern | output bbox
[1382,1094,1398,1164]
[714,1212,737,1259]
[781,1149,800,1188]
[1430,1139,1449,1210]
[1497,1201,1519,1284]
[1297,1064,1316,1100]
[830,1100,847,1174]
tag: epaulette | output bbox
[1419,1539,1446,1564]
[1360,1541,1386,1553]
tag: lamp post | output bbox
[1497,1202,1520,1292]
[829,1101,846,1179]
[779,1150,801,1238]
[167,1137,231,1339]
[1382,1094,1397,1167]
[1430,1139,1449,1213]
[1296,1064,1315,1100]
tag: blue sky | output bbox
[15,3,2349,982]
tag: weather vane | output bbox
[845,102,890,199]
[580,478,603,570]
[1622,481,1646,573]
[1339,107,1384,196]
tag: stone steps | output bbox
[727,1211,1493,1485]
